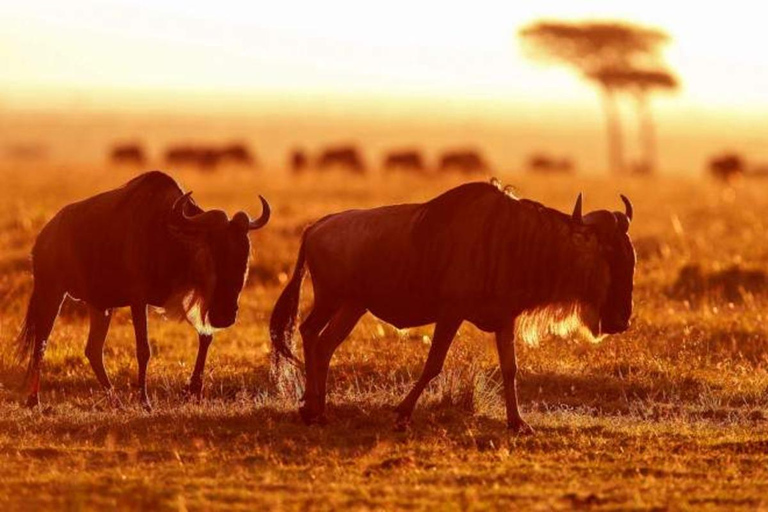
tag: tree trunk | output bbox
[601,85,624,175]
[636,90,656,175]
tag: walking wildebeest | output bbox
[708,153,745,182]
[16,171,270,409]
[383,150,426,173]
[316,145,366,174]
[110,143,147,166]
[438,149,488,174]
[271,179,635,433]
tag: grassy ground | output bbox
[1,165,767,510]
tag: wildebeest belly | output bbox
[305,204,510,329]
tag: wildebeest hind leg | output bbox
[394,318,462,429]
[298,302,336,404]
[301,303,364,424]
[24,287,65,408]
[495,321,534,435]
[85,306,113,392]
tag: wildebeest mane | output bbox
[413,181,606,339]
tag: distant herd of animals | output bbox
[15,171,636,434]
[110,142,495,175]
[108,142,768,180]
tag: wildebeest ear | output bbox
[231,211,250,231]
[613,212,630,233]
[572,193,583,223]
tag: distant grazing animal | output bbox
[383,150,426,173]
[528,153,574,174]
[165,143,256,171]
[16,171,270,409]
[218,143,256,167]
[110,144,147,166]
[438,150,488,174]
[316,146,366,174]
[709,153,744,182]
[271,179,636,433]
[290,149,309,174]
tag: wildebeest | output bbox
[438,149,488,174]
[16,171,270,409]
[709,153,744,182]
[316,145,366,174]
[271,179,635,433]
[110,143,147,166]
[165,143,256,171]
[290,149,309,174]
[383,149,426,173]
[528,153,574,174]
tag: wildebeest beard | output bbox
[414,182,610,340]
[161,241,219,335]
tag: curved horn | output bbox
[248,195,271,230]
[620,194,633,221]
[572,193,583,223]
[171,191,228,230]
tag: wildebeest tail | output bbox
[269,235,307,367]
[15,289,41,382]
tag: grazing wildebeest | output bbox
[165,145,220,171]
[271,179,635,433]
[290,149,308,174]
[528,153,574,174]
[316,145,366,174]
[709,153,744,182]
[110,143,147,166]
[383,150,426,173]
[438,149,488,174]
[16,171,270,409]
[219,143,256,167]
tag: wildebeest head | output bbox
[572,193,636,335]
[169,192,270,329]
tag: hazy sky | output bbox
[2,0,766,116]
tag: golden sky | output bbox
[1,0,767,117]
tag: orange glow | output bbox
[1,0,766,114]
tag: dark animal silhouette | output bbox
[165,143,256,171]
[438,150,488,174]
[16,171,270,409]
[528,153,574,174]
[316,146,366,174]
[383,150,426,173]
[270,179,636,433]
[290,149,308,174]
[110,144,147,166]
[709,153,744,182]
[218,143,256,167]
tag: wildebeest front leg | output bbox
[495,321,534,434]
[394,318,462,429]
[85,306,113,391]
[131,304,152,411]
[185,333,213,400]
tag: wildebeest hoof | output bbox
[140,398,153,412]
[25,395,40,409]
[182,383,203,401]
[508,419,535,435]
[299,405,325,426]
[393,415,411,433]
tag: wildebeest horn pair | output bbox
[571,193,633,233]
[172,192,271,230]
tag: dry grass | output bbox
[1,165,767,510]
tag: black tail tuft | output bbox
[269,238,307,368]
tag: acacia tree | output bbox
[519,21,677,174]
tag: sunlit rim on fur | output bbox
[515,301,602,346]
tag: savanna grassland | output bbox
[1,164,767,511]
